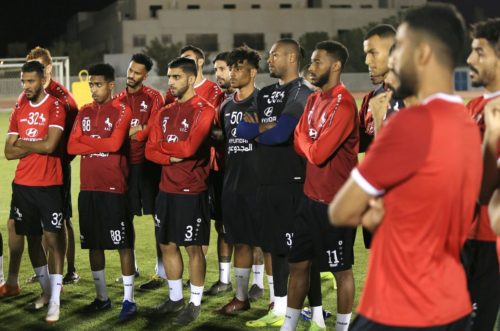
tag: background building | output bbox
[68,0,426,58]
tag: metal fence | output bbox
[0,68,478,99]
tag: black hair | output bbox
[276,38,305,62]
[315,40,349,70]
[213,51,230,65]
[403,3,466,68]
[88,63,115,81]
[180,45,205,60]
[364,24,396,40]
[21,61,45,77]
[131,53,153,72]
[168,57,198,76]
[227,45,261,69]
[471,18,500,53]
[388,43,396,55]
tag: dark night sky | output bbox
[0,0,498,57]
[0,0,115,57]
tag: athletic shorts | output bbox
[128,161,161,217]
[154,191,210,246]
[62,162,73,223]
[78,191,134,250]
[350,314,471,331]
[10,183,64,236]
[221,190,259,246]
[288,195,355,272]
[208,170,224,223]
[462,239,500,331]
[257,183,303,255]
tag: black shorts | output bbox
[154,191,210,246]
[257,183,303,255]
[288,196,355,272]
[62,162,73,222]
[221,190,259,246]
[10,183,64,236]
[350,314,471,331]
[128,161,161,217]
[208,170,224,223]
[462,239,500,331]
[78,191,134,250]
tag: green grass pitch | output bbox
[0,110,370,330]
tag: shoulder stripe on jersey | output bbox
[7,132,19,135]
[351,168,385,196]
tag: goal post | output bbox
[0,56,70,98]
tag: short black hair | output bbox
[471,18,500,53]
[315,40,349,70]
[227,45,261,69]
[403,3,466,68]
[365,24,396,40]
[88,63,115,81]
[388,43,396,55]
[131,53,153,72]
[276,38,305,62]
[180,45,205,60]
[213,51,230,65]
[21,61,45,77]
[168,57,198,76]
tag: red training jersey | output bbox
[67,99,131,193]
[8,94,66,186]
[466,91,500,242]
[114,85,164,164]
[146,95,214,194]
[17,79,78,164]
[353,94,482,327]
[210,92,232,172]
[294,83,359,203]
[358,84,403,152]
[164,78,224,108]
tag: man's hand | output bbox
[369,91,392,135]
[259,122,276,133]
[361,197,385,233]
[170,156,183,163]
[484,97,500,138]
[243,112,259,124]
[129,125,143,137]
[211,128,224,141]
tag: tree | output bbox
[334,15,401,72]
[50,40,102,75]
[298,32,330,68]
[143,38,182,75]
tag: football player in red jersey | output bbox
[0,47,80,299]
[463,18,500,331]
[68,64,136,321]
[283,41,358,331]
[330,4,482,330]
[205,51,236,296]
[27,47,80,285]
[164,45,223,107]
[359,25,404,249]
[4,61,67,322]
[146,57,214,325]
[484,99,500,242]
[114,53,165,289]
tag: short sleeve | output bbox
[48,99,66,130]
[354,107,432,195]
[8,105,19,135]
